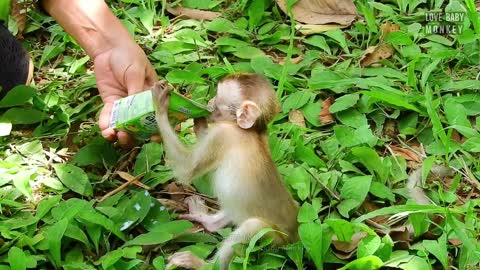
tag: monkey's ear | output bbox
[236,101,261,129]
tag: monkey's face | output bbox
[207,80,242,123]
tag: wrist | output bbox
[43,0,135,58]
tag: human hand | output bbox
[95,42,157,147]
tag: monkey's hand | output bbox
[153,80,173,115]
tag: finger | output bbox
[150,135,162,142]
[124,64,146,95]
[99,103,117,141]
[117,131,137,149]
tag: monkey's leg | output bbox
[213,218,279,270]
[180,196,230,232]
[166,251,207,270]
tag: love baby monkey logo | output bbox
[424,11,465,35]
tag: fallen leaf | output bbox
[157,198,187,212]
[166,4,221,21]
[319,97,334,124]
[389,225,412,249]
[390,145,422,163]
[451,130,463,143]
[10,0,27,38]
[166,182,186,202]
[448,239,462,246]
[278,55,304,65]
[360,43,395,67]
[276,0,356,25]
[289,110,306,127]
[296,23,349,35]
[380,22,400,40]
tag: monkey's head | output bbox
[208,73,280,132]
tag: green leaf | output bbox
[73,138,119,167]
[12,170,33,199]
[369,182,395,201]
[124,231,173,246]
[298,202,318,223]
[294,145,325,168]
[282,91,316,111]
[284,166,311,200]
[351,146,386,182]
[339,175,372,217]
[325,219,354,242]
[53,164,93,196]
[48,218,69,267]
[1,107,47,124]
[444,99,472,137]
[166,70,205,84]
[248,0,265,30]
[423,234,448,270]
[302,102,322,127]
[338,255,383,270]
[286,242,304,270]
[299,222,323,270]
[385,31,414,45]
[357,235,381,258]
[35,195,62,220]
[304,35,331,54]
[8,247,27,270]
[336,109,368,128]
[329,94,359,113]
[39,43,66,67]
[0,85,37,108]
[232,46,265,59]
[462,137,480,152]
[361,90,420,113]
[243,228,277,270]
[0,0,10,22]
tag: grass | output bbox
[0,0,479,269]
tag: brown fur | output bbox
[154,73,298,270]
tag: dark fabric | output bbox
[0,23,29,99]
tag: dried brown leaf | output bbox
[296,23,349,35]
[289,110,306,127]
[319,97,334,124]
[166,4,221,21]
[360,43,394,67]
[157,198,187,212]
[166,182,186,202]
[10,0,27,38]
[276,0,356,25]
[380,21,400,40]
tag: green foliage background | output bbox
[0,0,479,269]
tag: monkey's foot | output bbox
[166,251,207,270]
[180,196,230,232]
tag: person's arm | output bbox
[42,0,133,58]
[42,0,157,147]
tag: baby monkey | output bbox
[153,73,299,270]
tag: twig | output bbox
[98,173,145,202]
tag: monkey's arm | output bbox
[156,113,223,184]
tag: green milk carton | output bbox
[109,89,211,139]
